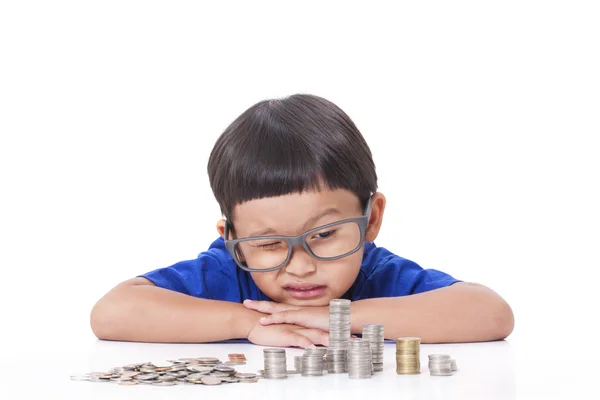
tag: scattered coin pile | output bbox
[301,348,327,377]
[70,356,259,386]
[362,324,384,372]
[396,337,421,374]
[428,354,458,376]
[347,338,373,379]
[263,348,288,379]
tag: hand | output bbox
[243,299,330,332]
[246,319,329,348]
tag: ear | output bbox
[216,219,227,239]
[365,192,386,242]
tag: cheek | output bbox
[249,272,281,296]
[324,253,363,288]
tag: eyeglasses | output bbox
[224,197,372,272]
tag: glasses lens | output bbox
[306,221,361,258]
[234,238,289,270]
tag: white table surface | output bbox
[6,333,594,400]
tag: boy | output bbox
[91,94,514,348]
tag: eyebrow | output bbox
[247,208,341,237]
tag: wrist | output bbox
[231,304,264,339]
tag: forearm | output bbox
[90,279,261,343]
[350,282,514,343]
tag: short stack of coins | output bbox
[428,354,453,376]
[347,338,373,379]
[362,324,384,372]
[263,348,287,379]
[227,353,247,365]
[301,348,327,377]
[451,358,458,372]
[396,337,421,374]
[328,299,351,350]
[294,355,302,372]
[325,348,348,373]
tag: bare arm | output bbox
[351,282,514,343]
[90,277,260,343]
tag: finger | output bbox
[296,328,329,347]
[243,300,299,314]
[287,331,316,349]
[260,310,298,325]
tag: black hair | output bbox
[207,93,377,220]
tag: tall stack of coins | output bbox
[395,337,421,374]
[428,354,453,376]
[362,324,384,372]
[347,338,373,379]
[329,299,351,350]
[263,348,287,379]
[325,348,348,373]
[301,348,327,377]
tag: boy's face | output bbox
[217,188,385,307]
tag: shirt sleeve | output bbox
[138,253,233,300]
[354,244,461,299]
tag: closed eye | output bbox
[313,230,336,239]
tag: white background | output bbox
[0,1,599,397]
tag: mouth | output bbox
[283,284,327,300]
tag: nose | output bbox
[283,245,317,277]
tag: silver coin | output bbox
[118,381,139,386]
[135,373,160,380]
[235,373,257,379]
[201,376,222,385]
[152,381,176,386]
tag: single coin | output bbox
[152,381,176,386]
[235,373,257,379]
[201,376,222,385]
[118,381,138,386]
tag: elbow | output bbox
[490,299,515,341]
[90,301,111,340]
[90,297,121,340]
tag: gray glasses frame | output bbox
[224,197,373,272]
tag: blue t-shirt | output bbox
[140,237,459,301]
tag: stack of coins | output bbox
[428,354,453,376]
[362,324,384,372]
[451,358,458,372]
[294,356,302,372]
[227,353,247,365]
[325,348,348,373]
[301,348,327,377]
[263,348,287,379]
[347,338,373,379]
[329,299,352,350]
[396,337,421,374]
